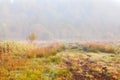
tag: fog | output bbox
[0,0,120,41]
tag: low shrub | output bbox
[26,43,65,58]
[81,43,115,53]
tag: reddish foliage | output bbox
[0,44,2,60]
[60,57,120,80]
[81,42,115,53]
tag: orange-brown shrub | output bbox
[2,56,30,71]
[81,42,115,53]
[26,48,46,58]
[0,42,13,61]
[0,46,2,60]
[26,43,65,58]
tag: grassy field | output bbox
[0,41,120,80]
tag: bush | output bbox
[81,43,115,53]
[26,43,65,58]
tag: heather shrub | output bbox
[26,43,65,58]
[0,44,2,60]
[81,43,115,53]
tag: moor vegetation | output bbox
[0,41,120,80]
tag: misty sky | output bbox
[0,0,120,40]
